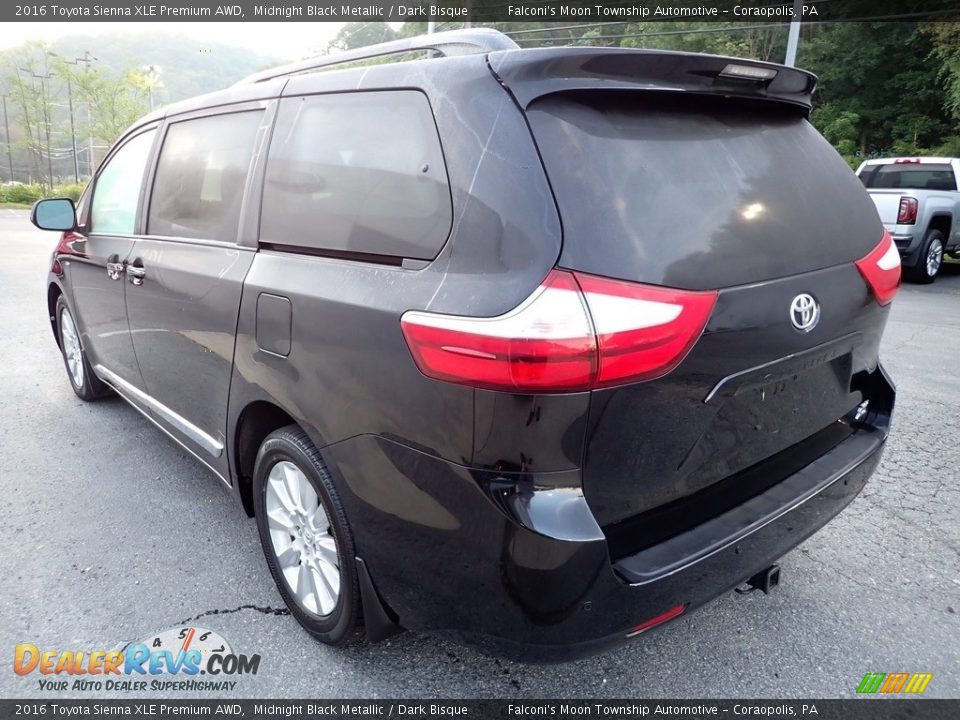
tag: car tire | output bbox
[252,424,363,646]
[55,295,109,401]
[906,229,944,284]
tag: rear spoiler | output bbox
[488,48,817,114]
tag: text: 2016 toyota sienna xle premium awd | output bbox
[31,29,898,661]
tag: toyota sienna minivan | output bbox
[31,29,898,661]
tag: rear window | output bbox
[528,92,882,290]
[859,163,957,191]
[260,90,452,260]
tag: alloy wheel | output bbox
[60,308,84,389]
[264,460,341,616]
[927,238,943,278]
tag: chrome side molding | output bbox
[93,365,224,458]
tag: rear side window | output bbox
[91,129,156,235]
[260,91,451,260]
[527,92,882,290]
[148,111,262,243]
[860,163,957,191]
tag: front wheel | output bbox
[56,296,109,401]
[906,229,944,284]
[252,425,363,646]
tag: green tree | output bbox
[798,23,951,159]
[2,42,54,184]
[812,105,861,165]
[617,22,786,62]
[69,65,150,144]
[922,22,960,122]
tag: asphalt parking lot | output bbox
[0,208,957,699]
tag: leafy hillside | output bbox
[0,34,281,183]
[38,33,280,104]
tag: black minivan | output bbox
[32,29,897,661]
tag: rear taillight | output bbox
[897,197,918,224]
[575,273,718,387]
[855,230,900,306]
[400,270,717,393]
[400,271,596,393]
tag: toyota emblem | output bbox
[790,293,820,333]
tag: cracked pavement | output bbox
[0,210,957,698]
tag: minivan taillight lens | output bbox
[575,273,717,387]
[400,270,717,393]
[855,230,900,306]
[897,197,918,224]
[400,271,596,392]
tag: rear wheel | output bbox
[56,296,108,401]
[906,229,944,284]
[252,425,363,646]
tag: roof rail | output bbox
[236,28,519,85]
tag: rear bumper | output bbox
[885,228,923,264]
[487,435,883,661]
[323,367,894,662]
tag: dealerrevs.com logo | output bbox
[13,626,260,693]
[856,672,933,695]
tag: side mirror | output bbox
[31,198,77,232]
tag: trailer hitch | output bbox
[736,564,782,595]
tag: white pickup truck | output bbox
[857,157,960,283]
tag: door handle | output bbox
[106,254,125,281]
[127,261,146,286]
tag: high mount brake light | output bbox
[718,63,778,81]
[855,230,900,306]
[400,270,718,393]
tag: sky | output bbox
[0,22,397,59]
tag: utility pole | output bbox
[16,77,37,183]
[71,50,97,177]
[1,96,13,182]
[143,65,162,111]
[48,50,81,183]
[40,71,54,188]
[785,0,803,67]
[19,67,55,189]
[75,50,96,72]
[64,71,79,183]
[87,106,94,177]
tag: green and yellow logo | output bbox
[857,672,933,695]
